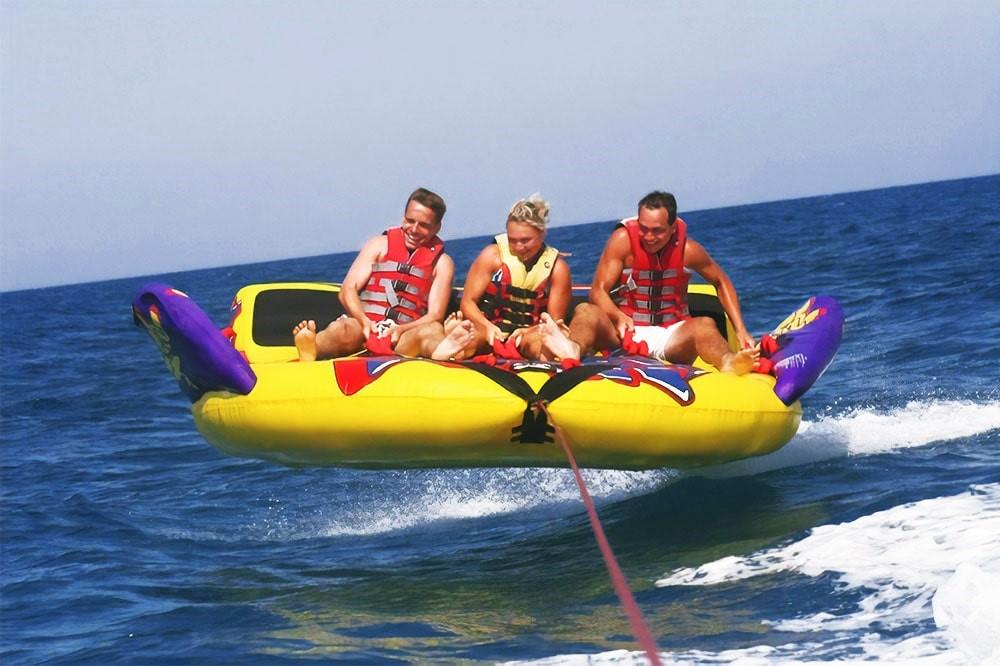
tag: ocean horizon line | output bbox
[3,171,996,295]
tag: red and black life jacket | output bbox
[359,227,444,324]
[479,234,560,334]
[613,216,691,326]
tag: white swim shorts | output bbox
[629,322,686,361]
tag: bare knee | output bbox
[309,318,365,358]
[568,303,603,333]
[568,302,616,354]
[328,318,358,336]
[572,302,601,321]
[691,316,721,338]
[319,319,353,342]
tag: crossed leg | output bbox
[293,317,365,361]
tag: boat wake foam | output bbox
[254,401,999,540]
[649,483,1000,664]
[318,467,677,537]
[693,399,1000,479]
[519,484,1000,665]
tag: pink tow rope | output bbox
[538,402,662,666]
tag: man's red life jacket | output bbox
[613,216,691,327]
[479,234,560,334]
[359,227,444,324]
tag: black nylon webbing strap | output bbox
[460,360,615,444]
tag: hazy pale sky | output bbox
[2,1,998,291]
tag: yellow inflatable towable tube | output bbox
[132,282,844,469]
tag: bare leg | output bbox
[566,303,620,356]
[394,322,444,357]
[539,313,581,361]
[512,325,544,360]
[662,317,757,375]
[309,317,366,360]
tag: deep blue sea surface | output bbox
[2,175,999,664]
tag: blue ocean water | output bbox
[2,175,999,664]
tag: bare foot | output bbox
[720,348,758,375]
[431,320,475,360]
[539,313,580,361]
[292,319,318,361]
[443,311,464,335]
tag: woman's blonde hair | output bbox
[507,193,550,232]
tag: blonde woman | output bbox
[431,194,572,361]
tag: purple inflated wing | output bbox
[132,283,256,402]
[768,295,844,405]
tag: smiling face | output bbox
[635,206,675,254]
[505,220,545,263]
[400,200,441,250]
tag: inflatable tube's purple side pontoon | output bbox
[767,295,844,405]
[132,283,256,402]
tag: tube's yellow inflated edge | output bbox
[195,282,801,469]
[193,358,799,469]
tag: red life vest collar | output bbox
[614,216,691,327]
[359,227,444,323]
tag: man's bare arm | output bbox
[685,239,754,348]
[590,228,633,337]
[545,257,572,322]
[339,235,388,336]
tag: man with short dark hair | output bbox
[540,191,757,373]
[293,188,465,360]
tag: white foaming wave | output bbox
[694,399,1000,479]
[828,399,1000,455]
[515,486,1000,665]
[319,467,677,537]
[651,483,1000,664]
